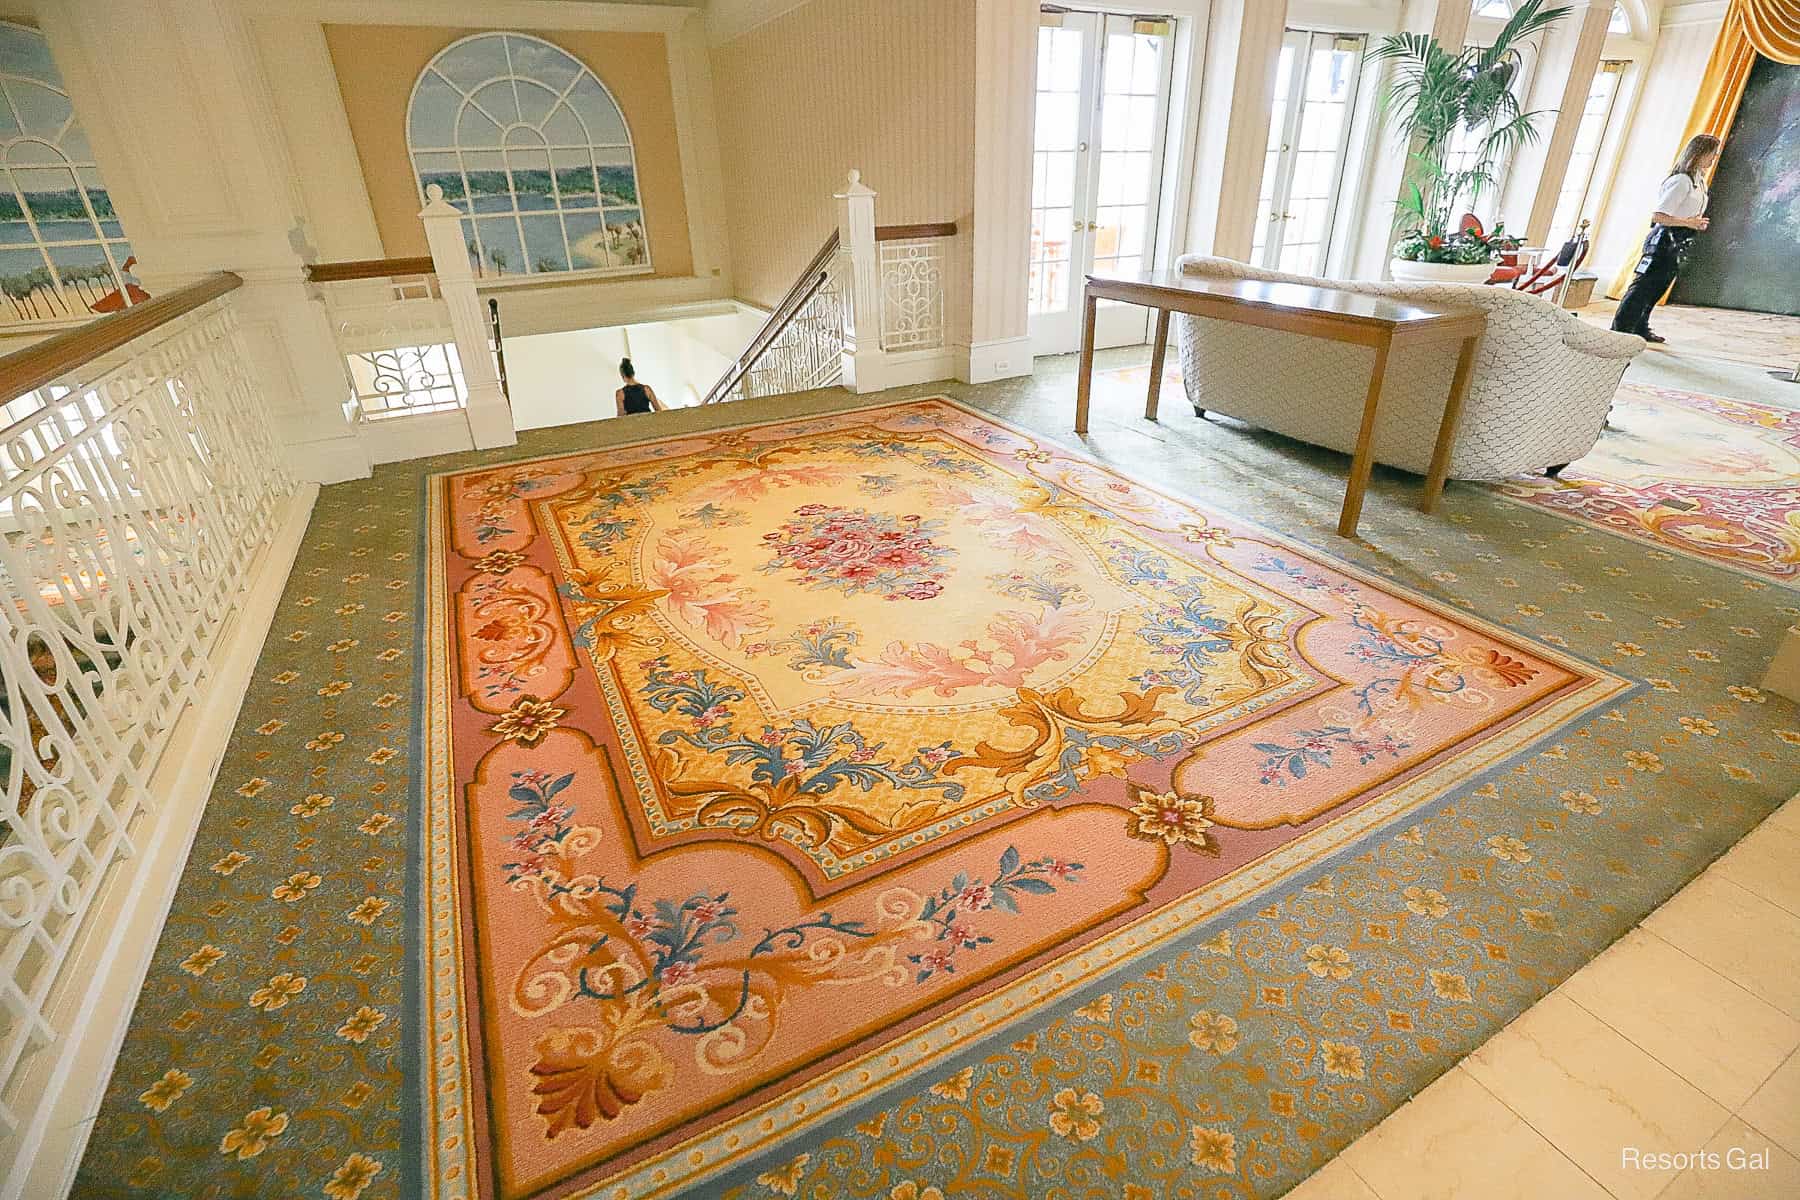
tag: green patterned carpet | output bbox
[72,351,1800,1200]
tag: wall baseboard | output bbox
[5,484,319,1200]
[957,336,1033,384]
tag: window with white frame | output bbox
[0,21,140,327]
[1550,60,1628,242]
[407,32,649,278]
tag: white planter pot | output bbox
[1388,258,1495,284]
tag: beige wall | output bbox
[322,24,695,277]
[709,0,975,309]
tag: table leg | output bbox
[1338,337,1392,538]
[1074,290,1098,434]
[1421,333,1479,513]
[1145,308,1171,421]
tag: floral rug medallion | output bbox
[1493,383,1800,582]
[424,399,1628,1199]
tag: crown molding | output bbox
[239,0,699,34]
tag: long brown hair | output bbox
[1671,133,1721,181]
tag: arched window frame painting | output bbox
[406,32,651,279]
[0,20,143,327]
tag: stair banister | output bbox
[418,184,517,451]
[835,169,888,393]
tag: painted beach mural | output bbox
[407,32,650,277]
[0,21,144,326]
[1672,57,1800,317]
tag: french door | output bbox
[1028,11,1176,356]
[1251,30,1365,277]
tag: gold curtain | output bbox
[1605,0,1800,300]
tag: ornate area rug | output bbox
[424,399,1626,1199]
[1493,383,1800,583]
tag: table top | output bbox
[1085,269,1485,330]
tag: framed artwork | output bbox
[1671,57,1800,317]
[0,21,142,324]
[407,32,651,278]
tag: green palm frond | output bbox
[1372,0,1572,237]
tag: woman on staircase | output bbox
[614,357,666,417]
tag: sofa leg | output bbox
[1193,405,1207,419]
[1546,462,1571,479]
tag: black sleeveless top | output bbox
[621,382,652,414]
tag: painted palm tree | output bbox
[1372,0,1572,245]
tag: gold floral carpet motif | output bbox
[423,398,1627,1199]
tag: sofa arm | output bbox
[1562,321,1645,361]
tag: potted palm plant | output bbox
[1371,0,1571,283]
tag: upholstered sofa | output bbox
[1171,255,1645,481]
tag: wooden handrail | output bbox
[874,222,957,242]
[305,256,436,282]
[0,271,242,402]
[701,231,840,405]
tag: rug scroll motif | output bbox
[424,398,1627,1199]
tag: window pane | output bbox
[410,33,648,275]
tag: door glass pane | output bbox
[1090,21,1169,279]
[1550,62,1624,242]
[1030,23,1085,315]
[1263,32,1363,276]
[1252,43,1298,264]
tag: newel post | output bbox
[419,184,516,450]
[835,169,887,393]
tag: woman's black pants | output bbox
[1612,226,1691,336]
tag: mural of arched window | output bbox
[0,21,141,326]
[407,32,649,278]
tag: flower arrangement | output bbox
[1393,218,1524,265]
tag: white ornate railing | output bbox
[878,236,947,351]
[310,267,464,422]
[703,172,957,406]
[0,273,294,1151]
[731,271,845,402]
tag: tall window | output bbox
[1550,60,1628,242]
[407,32,649,277]
[0,21,139,326]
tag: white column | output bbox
[835,169,887,394]
[419,187,516,450]
[1184,0,1290,260]
[1503,1,1612,245]
[36,0,370,484]
[962,0,1037,383]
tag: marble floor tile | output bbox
[1654,1117,1800,1200]
[1339,1066,1609,1200]
[1560,928,1800,1109]
[1462,992,1730,1200]
[1642,872,1800,1020]
[1739,1050,1800,1159]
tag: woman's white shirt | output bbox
[1654,172,1708,220]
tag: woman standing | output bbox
[614,357,666,417]
[1611,133,1721,344]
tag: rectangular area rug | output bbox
[1493,382,1800,583]
[423,398,1630,1199]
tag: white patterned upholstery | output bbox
[1171,255,1645,481]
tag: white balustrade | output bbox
[0,282,296,1161]
[878,238,948,351]
[313,273,465,422]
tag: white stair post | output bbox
[835,169,887,393]
[419,184,517,450]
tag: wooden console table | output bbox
[1073,271,1487,538]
